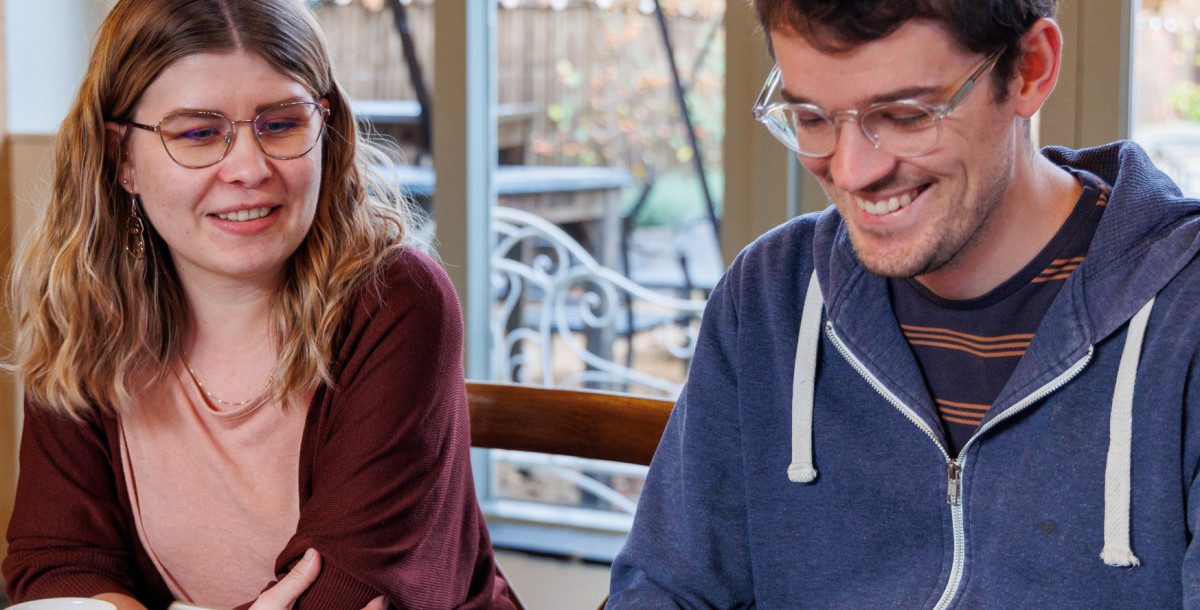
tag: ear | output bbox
[1010,18,1063,119]
[105,121,137,192]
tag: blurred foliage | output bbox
[524,8,725,221]
[313,0,727,226]
[1168,81,1200,121]
[623,170,724,228]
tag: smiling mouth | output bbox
[853,186,926,216]
[214,206,274,222]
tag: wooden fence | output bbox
[313,2,726,181]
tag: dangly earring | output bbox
[124,181,145,260]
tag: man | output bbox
[607,1,1200,607]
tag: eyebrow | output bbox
[781,85,944,107]
[163,96,313,118]
[255,96,312,114]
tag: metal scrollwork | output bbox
[490,206,707,397]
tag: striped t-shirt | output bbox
[889,169,1109,456]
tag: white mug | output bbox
[7,599,117,610]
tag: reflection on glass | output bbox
[1132,0,1200,196]
[311,0,728,532]
[491,0,725,523]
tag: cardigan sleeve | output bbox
[276,249,513,609]
[3,405,141,603]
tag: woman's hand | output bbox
[248,548,387,610]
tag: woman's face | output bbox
[116,50,326,290]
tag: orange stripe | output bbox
[899,325,1035,342]
[902,329,1027,348]
[907,340,1026,358]
[1051,256,1086,265]
[939,407,986,420]
[935,399,990,411]
[1039,264,1079,276]
[903,332,1031,351]
[943,414,982,425]
[1031,273,1073,283]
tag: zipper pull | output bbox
[946,462,962,506]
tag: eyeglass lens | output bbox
[784,104,940,158]
[157,103,326,168]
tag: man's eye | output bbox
[877,108,934,129]
[790,111,829,132]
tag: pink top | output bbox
[118,361,309,608]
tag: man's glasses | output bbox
[752,49,1004,159]
[128,100,330,169]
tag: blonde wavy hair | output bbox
[11,0,418,419]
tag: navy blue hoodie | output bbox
[609,142,1200,608]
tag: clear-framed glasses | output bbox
[128,100,330,169]
[752,48,1004,158]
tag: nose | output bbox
[216,122,271,187]
[827,120,897,195]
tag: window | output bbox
[311,0,802,555]
[482,0,726,546]
[315,0,732,550]
[1131,0,1200,196]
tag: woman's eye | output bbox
[179,128,221,142]
[163,124,224,146]
[259,118,303,136]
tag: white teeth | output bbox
[216,206,271,222]
[854,191,914,216]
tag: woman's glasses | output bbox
[128,100,330,169]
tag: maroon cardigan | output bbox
[4,248,514,609]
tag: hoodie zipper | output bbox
[957,345,1094,457]
[936,346,1092,609]
[825,322,949,459]
[825,322,1093,610]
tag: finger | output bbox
[362,595,388,610]
[249,548,322,610]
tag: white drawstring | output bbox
[788,271,823,483]
[1100,297,1154,568]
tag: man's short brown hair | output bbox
[752,0,1057,100]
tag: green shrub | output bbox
[1168,81,1200,122]
[622,170,724,228]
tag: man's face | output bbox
[772,20,1020,279]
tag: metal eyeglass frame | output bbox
[751,48,1005,158]
[127,100,330,169]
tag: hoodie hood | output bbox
[1042,143,1200,341]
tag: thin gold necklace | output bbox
[184,357,273,408]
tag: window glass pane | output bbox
[1132,0,1200,196]
[314,0,727,540]
[488,0,724,530]
[314,0,436,212]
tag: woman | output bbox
[2,0,513,608]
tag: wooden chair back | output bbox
[465,381,676,610]
[466,381,675,466]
